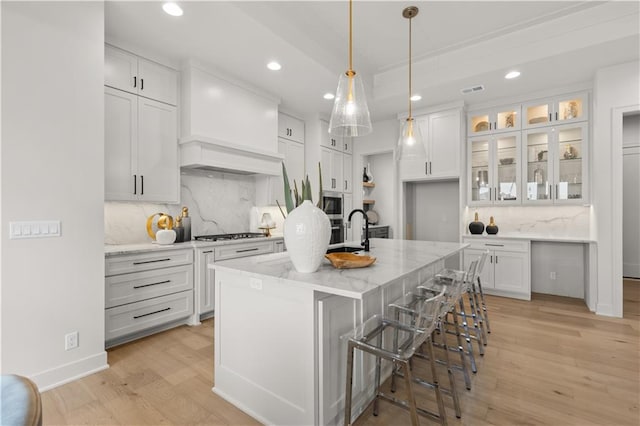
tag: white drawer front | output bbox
[106,264,193,308]
[214,241,274,261]
[106,249,193,276]
[462,238,529,253]
[105,290,193,341]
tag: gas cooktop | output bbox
[194,232,264,242]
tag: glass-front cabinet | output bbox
[468,104,521,136]
[469,132,521,205]
[523,123,588,204]
[523,92,588,129]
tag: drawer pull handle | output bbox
[484,243,504,247]
[133,307,170,319]
[133,280,170,289]
[133,258,171,265]
[236,247,259,253]
[203,250,213,254]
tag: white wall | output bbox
[593,60,640,317]
[1,2,107,389]
[410,181,460,242]
[622,113,640,278]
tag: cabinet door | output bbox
[555,93,588,124]
[343,137,353,154]
[331,150,344,192]
[554,123,587,203]
[494,106,521,132]
[320,147,333,190]
[523,99,553,128]
[464,248,493,289]
[278,113,304,143]
[137,97,179,203]
[105,45,137,95]
[105,87,137,201]
[493,251,528,294]
[469,137,492,204]
[428,109,460,178]
[199,251,215,316]
[320,119,341,150]
[287,140,306,188]
[523,128,553,203]
[137,58,178,106]
[343,153,353,193]
[494,132,520,203]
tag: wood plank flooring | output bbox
[41,281,640,425]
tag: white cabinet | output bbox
[463,237,531,300]
[321,147,344,192]
[260,137,305,206]
[343,193,353,241]
[343,153,353,193]
[278,112,305,144]
[320,119,353,154]
[523,122,588,204]
[468,104,521,135]
[399,108,462,181]
[104,248,194,347]
[105,87,179,203]
[468,131,522,205]
[105,44,177,106]
[195,240,277,319]
[523,92,588,129]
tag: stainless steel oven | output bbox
[329,218,345,244]
[322,191,343,218]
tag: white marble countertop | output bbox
[462,233,595,243]
[105,236,284,256]
[211,238,468,299]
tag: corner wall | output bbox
[1,2,107,389]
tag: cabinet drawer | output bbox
[105,290,193,342]
[106,249,193,276]
[106,264,193,308]
[214,241,274,261]
[462,238,529,253]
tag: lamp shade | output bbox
[396,117,426,161]
[328,71,372,137]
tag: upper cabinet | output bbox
[398,108,462,181]
[278,113,305,144]
[523,92,588,129]
[105,44,177,106]
[523,123,588,204]
[320,120,352,154]
[468,104,521,135]
[468,132,521,206]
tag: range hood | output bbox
[179,135,284,176]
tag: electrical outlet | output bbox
[550,271,557,280]
[65,331,79,350]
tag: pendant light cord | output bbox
[408,14,412,120]
[348,0,353,73]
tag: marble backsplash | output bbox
[463,205,592,239]
[105,169,257,244]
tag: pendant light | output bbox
[397,6,426,161]
[328,0,372,137]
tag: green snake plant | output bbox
[277,162,324,218]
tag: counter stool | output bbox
[1,374,42,426]
[343,288,447,426]
[473,251,491,336]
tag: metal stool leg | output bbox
[402,360,421,426]
[457,298,478,373]
[477,277,491,334]
[344,342,356,426]
[450,309,472,390]
[438,324,461,418]
[425,338,447,425]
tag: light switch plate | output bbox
[9,221,61,239]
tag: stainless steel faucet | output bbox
[347,209,369,252]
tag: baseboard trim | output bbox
[32,351,108,392]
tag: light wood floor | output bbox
[42,281,640,425]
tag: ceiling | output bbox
[105,1,640,122]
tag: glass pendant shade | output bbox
[397,118,426,160]
[329,71,372,137]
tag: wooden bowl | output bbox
[325,253,376,269]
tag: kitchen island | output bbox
[211,238,467,426]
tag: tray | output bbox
[325,253,376,269]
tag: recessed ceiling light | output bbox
[410,94,422,101]
[267,61,282,71]
[323,93,335,100]
[505,70,521,79]
[162,2,183,17]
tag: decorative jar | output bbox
[284,200,331,273]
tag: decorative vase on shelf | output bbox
[362,167,369,183]
[486,216,499,235]
[284,200,331,273]
[468,212,485,235]
[365,162,374,183]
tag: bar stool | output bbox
[473,251,491,336]
[388,278,462,419]
[343,288,447,426]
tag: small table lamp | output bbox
[259,212,276,237]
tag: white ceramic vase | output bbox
[284,200,331,273]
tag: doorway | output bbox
[622,111,640,317]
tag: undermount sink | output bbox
[326,246,363,254]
